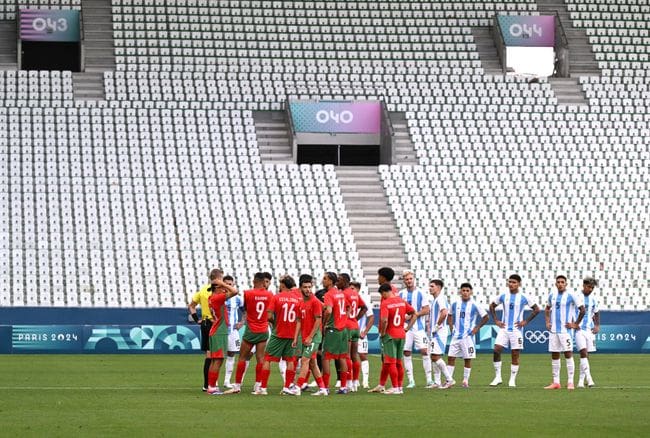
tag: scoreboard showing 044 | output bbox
[20,9,80,42]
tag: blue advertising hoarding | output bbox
[0,311,648,354]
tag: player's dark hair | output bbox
[253,272,265,283]
[325,271,337,284]
[263,272,273,280]
[378,267,394,281]
[223,275,234,282]
[350,281,362,289]
[430,279,444,288]
[583,277,598,287]
[509,274,522,283]
[280,275,296,289]
[378,283,392,294]
[460,282,473,290]
[556,275,567,281]
[209,268,223,280]
[339,272,351,283]
[299,274,313,286]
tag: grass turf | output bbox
[1,354,649,437]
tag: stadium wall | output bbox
[1,308,649,354]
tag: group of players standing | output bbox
[188,267,601,395]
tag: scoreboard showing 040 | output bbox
[19,9,80,42]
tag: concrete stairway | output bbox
[253,110,294,163]
[82,0,115,72]
[389,112,418,165]
[548,77,589,106]
[0,21,17,70]
[537,0,601,78]
[471,26,503,75]
[336,166,409,303]
[72,72,105,100]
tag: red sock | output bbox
[323,372,330,388]
[208,370,219,388]
[389,363,398,388]
[380,363,391,386]
[346,358,353,377]
[316,376,325,389]
[296,376,306,388]
[353,361,361,380]
[396,360,404,387]
[284,369,296,388]
[340,370,349,389]
[261,368,271,388]
[255,362,263,383]
[235,361,246,384]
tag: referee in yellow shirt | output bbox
[188,268,223,391]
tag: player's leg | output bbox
[200,320,211,391]
[491,329,509,386]
[224,331,239,388]
[509,350,520,387]
[462,358,472,387]
[234,340,252,386]
[461,337,476,387]
[358,335,370,388]
[369,336,391,393]
[445,355,457,388]
[307,356,327,395]
[575,330,591,387]
[207,333,227,394]
[349,339,360,391]
[414,331,432,385]
[403,331,415,387]
[545,334,563,389]
[395,338,405,393]
[564,351,575,389]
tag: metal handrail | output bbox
[493,14,507,75]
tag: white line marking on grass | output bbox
[0,386,197,390]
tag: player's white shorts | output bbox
[448,337,476,359]
[228,330,241,352]
[427,328,449,356]
[404,329,429,352]
[575,329,596,352]
[358,336,369,354]
[495,328,525,350]
[548,332,573,352]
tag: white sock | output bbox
[494,360,502,379]
[447,365,455,380]
[361,360,369,384]
[404,354,414,382]
[224,356,235,385]
[510,364,519,382]
[436,359,451,382]
[463,367,471,382]
[580,357,589,382]
[433,359,441,385]
[552,359,561,384]
[566,357,575,384]
[279,359,287,380]
[422,355,432,382]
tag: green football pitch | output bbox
[1,354,649,437]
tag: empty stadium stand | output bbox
[0,0,648,310]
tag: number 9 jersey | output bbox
[243,288,274,334]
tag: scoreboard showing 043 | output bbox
[19,9,80,42]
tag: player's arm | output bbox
[471,314,489,335]
[379,315,388,337]
[592,311,600,334]
[544,304,552,330]
[405,308,417,332]
[432,308,448,333]
[267,309,275,326]
[292,319,301,348]
[188,292,201,324]
[356,298,368,320]
[306,315,321,345]
[568,305,586,329]
[212,279,239,299]
[446,312,454,333]
[361,312,374,338]
[323,304,332,322]
[516,304,541,328]
[489,301,504,328]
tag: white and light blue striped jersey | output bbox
[578,294,599,331]
[358,292,374,333]
[450,299,488,340]
[546,290,584,334]
[428,293,449,335]
[492,292,536,332]
[399,287,428,331]
[225,295,244,333]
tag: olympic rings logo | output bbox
[525,330,549,344]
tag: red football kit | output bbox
[380,295,415,339]
[268,292,302,339]
[300,294,323,341]
[243,288,274,333]
[324,287,349,330]
[343,287,367,330]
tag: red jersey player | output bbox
[339,273,368,392]
[369,283,415,395]
[224,272,273,395]
[205,277,239,395]
[259,275,303,396]
[322,272,351,394]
